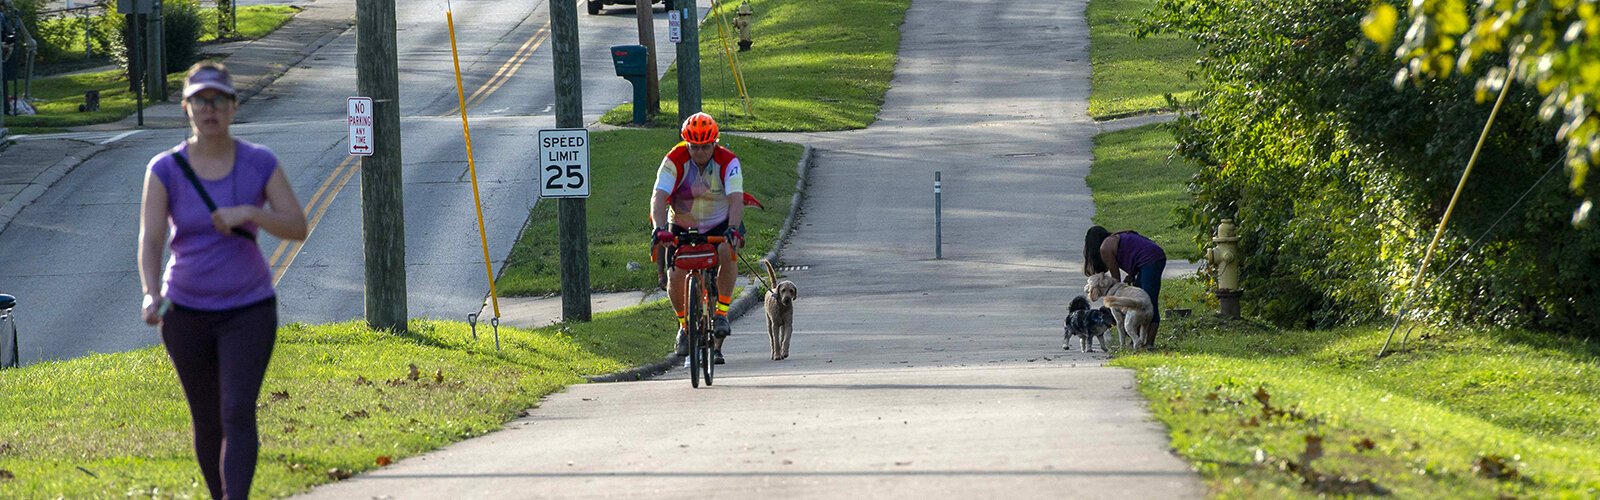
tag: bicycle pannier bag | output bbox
[673,243,718,270]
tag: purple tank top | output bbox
[150,139,278,311]
[1115,231,1166,274]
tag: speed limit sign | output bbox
[539,129,590,198]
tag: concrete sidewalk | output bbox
[295,0,1205,498]
[0,0,354,236]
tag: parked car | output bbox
[589,0,675,15]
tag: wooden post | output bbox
[634,0,660,115]
[356,0,408,332]
[148,1,165,101]
[553,0,591,322]
[676,0,700,120]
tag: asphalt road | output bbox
[1,0,694,363]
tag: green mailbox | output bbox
[611,45,650,124]
[611,45,649,77]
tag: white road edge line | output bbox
[99,130,142,145]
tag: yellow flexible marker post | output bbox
[1376,61,1516,358]
[711,1,752,116]
[446,5,502,323]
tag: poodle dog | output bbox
[763,260,799,361]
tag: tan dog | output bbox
[1084,273,1154,350]
[763,260,799,361]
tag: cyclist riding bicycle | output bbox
[652,112,745,365]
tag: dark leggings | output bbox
[161,297,277,500]
[1135,260,1164,348]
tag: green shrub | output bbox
[1147,0,1600,332]
[34,10,127,66]
[159,0,203,73]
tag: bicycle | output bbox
[658,230,726,388]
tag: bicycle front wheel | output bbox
[687,273,703,388]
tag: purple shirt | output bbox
[1115,231,1166,274]
[151,139,278,311]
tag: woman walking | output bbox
[1083,225,1167,349]
[137,62,307,499]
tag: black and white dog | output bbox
[1064,295,1116,352]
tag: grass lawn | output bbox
[0,304,674,498]
[11,6,299,134]
[203,6,302,42]
[1114,321,1600,497]
[599,0,911,132]
[5,70,186,134]
[1087,122,1199,259]
[1087,0,1199,118]
[497,129,803,296]
[1088,90,1600,498]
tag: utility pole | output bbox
[634,0,659,115]
[0,10,4,138]
[146,0,165,101]
[356,0,408,332]
[133,13,144,125]
[552,0,590,321]
[675,0,700,120]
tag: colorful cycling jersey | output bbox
[655,142,744,232]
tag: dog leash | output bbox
[734,251,775,293]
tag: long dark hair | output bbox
[1083,225,1111,276]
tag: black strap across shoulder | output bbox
[170,152,256,241]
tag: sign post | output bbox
[348,97,374,156]
[538,129,590,199]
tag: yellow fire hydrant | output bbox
[734,1,754,51]
[1205,218,1243,318]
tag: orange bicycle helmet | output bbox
[680,112,720,145]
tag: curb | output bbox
[236,19,355,105]
[584,143,814,383]
[0,142,112,236]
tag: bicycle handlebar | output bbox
[669,234,726,245]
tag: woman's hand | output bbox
[211,205,258,234]
[141,294,165,326]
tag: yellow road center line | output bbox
[467,29,548,111]
[272,159,363,286]
[269,156,356,267]
[442,23,550,117]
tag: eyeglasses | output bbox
[186,94,235,110]
[687,142,715,152]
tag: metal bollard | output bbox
[935,171,942,259]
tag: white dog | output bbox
[1084,273,1155,350]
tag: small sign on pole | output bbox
[668,10,682,43]
[539,129,590,198]
[348,97,374,156]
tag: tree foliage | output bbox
[1365,0,1600,225]
[1145,0,1600,332]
